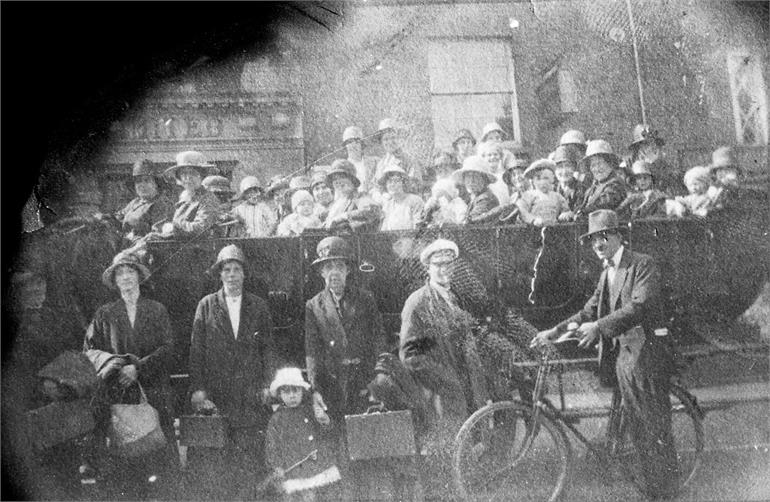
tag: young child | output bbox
[616,160,667,219]
[232,176,279,237]
[418,178,468,228]
[669,165,713,218]
[516,159,571,226]
[265,368,341,502]
[277,190,323,236]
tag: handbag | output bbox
[108,383,167,458]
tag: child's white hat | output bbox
[270,367,311,397]
[291,190,314,212]
[683,166,711,187]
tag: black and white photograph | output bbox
[2,1,768,500]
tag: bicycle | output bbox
[452,334,705,501]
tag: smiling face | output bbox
[220,260,244,294]
[178,167,203,192]
[312,182,333,206]
[320,259,349,294]
[114,264,140,293]
[589,156,614,183]
[278,386,304,408]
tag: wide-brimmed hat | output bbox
[523,159,557,179]
[581,140,619,166]
[210,244,246,275]
[342,126,364,145]
[377,164,408,187]
[630,124,665,149]
[559,129,586,147]
[269,367,311,397]
[419,238,459,266]
[710,146,740,172]
[631,160,653,177]
[265,175,290,197]
[233,176,264,201]
[579,209,626,243]
[101,251,151,289]
[202,175,233,194]
[326,159,360,189]
[312,236,354,268]
[480,122,507,142]
[163,151,218,179]
[452,129,476,148]
[452,156,497,185]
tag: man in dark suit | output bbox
[187,244,275,498]
[305,236,386,422]
[532,209,679,500]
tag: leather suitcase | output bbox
[25,399,96,451]
[179,415,228,448]
[344,409,416,460]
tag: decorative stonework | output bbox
[109,92,303,144]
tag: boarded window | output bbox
[427,40,520,148]
[727,53,768,146]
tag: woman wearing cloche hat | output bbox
[187,243,275,498]
[452,155,500,224]
[85,250,178,490]
[115,160,174,244]
[572,140,627,220]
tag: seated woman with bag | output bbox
[84,251,177,499]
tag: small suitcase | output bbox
[344,409,416,460]
[179,415,228,448]
[25,398,96,451]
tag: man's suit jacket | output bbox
[558,248,671,385]
[305,286,385,416]
[189,289,275,428]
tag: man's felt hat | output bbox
[312,236,354,268]
[579,209,626,243]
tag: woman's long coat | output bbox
[188,289,275,429]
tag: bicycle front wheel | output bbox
[670,384,704,487]
[452,401,571,502]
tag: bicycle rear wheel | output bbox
[453,401,571,502]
